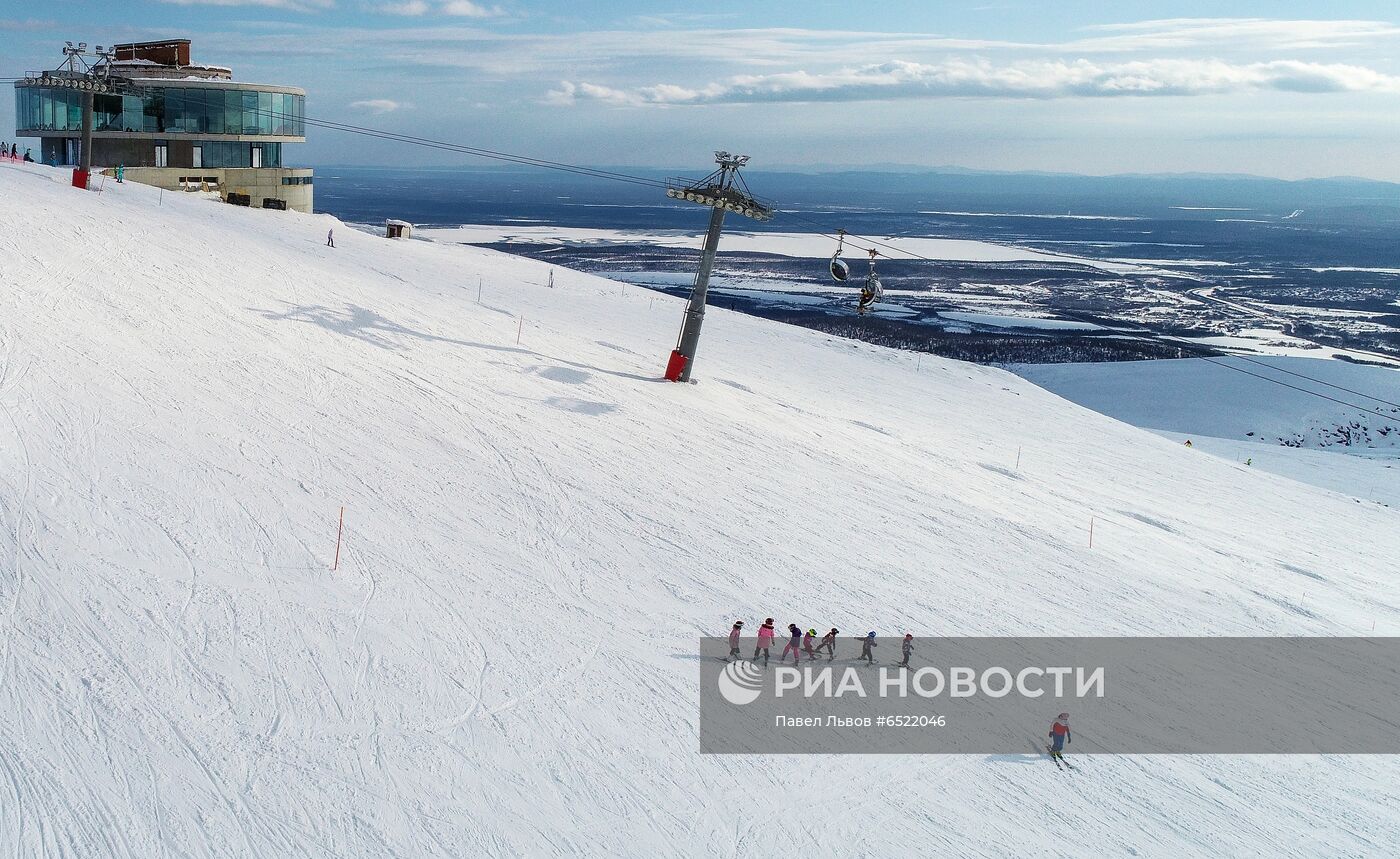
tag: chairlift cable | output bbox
[11,80,1398,416]
[776,211,1400,416]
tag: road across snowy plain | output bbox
[1,161,1398,856]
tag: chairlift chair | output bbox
[829,229,850,282]
[858,248,883,315]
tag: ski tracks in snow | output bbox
[0,329,33,694]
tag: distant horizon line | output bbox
[305,162,1400,187]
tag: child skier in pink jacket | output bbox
[753,618,776,665]
[727,620,744,661]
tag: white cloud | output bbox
[0,18,57,31]
[441,0,504,17]
[371,0,429,14]
[158,0,335,11]
[547,58,1400,106]
[210,18,1400,83]
[350,99,409,113]
[1076,18,1400,51]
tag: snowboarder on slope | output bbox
[898,633,914,667]
[858,631,877,665]
[1048,712,1071,758]
[780,623,803,664]
[815,628,838,660]
[753,618,776,666]
[802,629,819,660]
[327,228,335,248]
[726,620,744,661]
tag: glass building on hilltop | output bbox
[13,39,314,212]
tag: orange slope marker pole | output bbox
[333,506,345,571]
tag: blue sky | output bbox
[5,1,1400,179]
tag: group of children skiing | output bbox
[726,619,917,668]
[725,618,1075,764]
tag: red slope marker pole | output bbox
[333,506,345,571]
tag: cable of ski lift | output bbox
[13,80,1398,411]
[777,207,1400,414]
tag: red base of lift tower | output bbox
[664,349,688,382]
[71,169,89,190]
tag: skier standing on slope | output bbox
[802,629,819,660]
[780,623,803,665]
[815,628,838,660]
[753,618,776,666]
[726,620,744,661]
[898,633,914,667]
[327,227,335,248]
[1048,713,1071,758]
[858,631,878,664]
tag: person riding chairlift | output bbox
[857,248,882,315]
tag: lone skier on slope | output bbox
[327,228,335,248]
[858,631,878,665]
[726,620,744,661]
[898,633,914,667]
[815,628,838,660]
[1049,713,1071,758]
[753,618,776,666]
[780,623,803,665]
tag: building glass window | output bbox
[16,84,304,139]
[225,89,241,136]
[121,95,144,132]
[143,90,162,132]
[203,88,224,134]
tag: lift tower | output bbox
[27,41,124,187]
[663,152,773,382]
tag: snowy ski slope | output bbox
[1015,357,1400,452]
[1,161,1398,857]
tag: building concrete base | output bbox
[110,166,314,213]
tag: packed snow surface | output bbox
[2,161,1399,857]
[1151,432,1399,508]
[1014,357,1400,451]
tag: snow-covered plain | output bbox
[415,223,1145,271]
[3,161,1400,857]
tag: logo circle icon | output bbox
[717,660,765,706]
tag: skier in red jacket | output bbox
[1048,713,1071,758]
